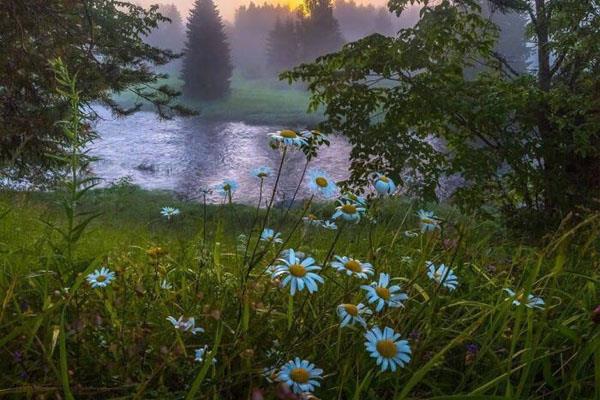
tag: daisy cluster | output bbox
[82,128,548,398]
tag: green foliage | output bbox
[182,0,233,100]
[0,187,598,398]
[0,1,191,182]
[283,0,600,227]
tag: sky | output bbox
[138,1,390,22]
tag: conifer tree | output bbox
[266,18,300,73]
[298,0,345,62]
[182,0,232,100]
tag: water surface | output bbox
[91,108,351,204]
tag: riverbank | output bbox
[112,75,323,126]
[0,187,597,398]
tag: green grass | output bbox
[0,184,598,399]
[113,74,323,126]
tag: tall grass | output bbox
[0,65,598,400]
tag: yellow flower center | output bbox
[257,172,267,178]
[341,204,357,214]
[307,214,318,220]
[280,130,297,138]
[290,367,310,384]
[421,218,434,225]
[343,304,358,316]
[96,275,107,282]
[516,292,525,302]
[345,260,362,273]
[147,247,166,257]
[379,176,389,183]
[376,339,398,358]
[289,264,307,278]
[315,177,329,188]
[223,184,231,191]
[375,286,390,300]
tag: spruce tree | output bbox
[298,0,345,62]
[182,0,232,100]
[266,18,300,74]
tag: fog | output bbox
[139,1,422,78]
[136,0,391,21]
[138,0,528,83]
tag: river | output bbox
[91,107,351,204]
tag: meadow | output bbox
[0,63,598,400]
[1,161,598,398]
[113,74,323,126]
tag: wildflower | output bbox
[262,366,279,383]
[271,249,324,295]
[408,329,421,342]
[252,166,272,179]
[307,168,338,199]
[340,192,367,207]
[166,316,204,334]
[146,246,167,258]
[592,305,600,324]
[337,303,372,328]
[442,238,458,250]
[237,234,249,252]
[161,206,180,219]
[279,248,305,260]
[214,179,238,197]
[373,173,397,195]
[277,358,323,394]
[364,326,411,372]
[261,228,283,244]
[86,267,116,288]
[332,200,366,223]
[300,129,328,146]
[417,209,439,232]
[303,214,322,226]
[426,262,458,291]
[320,220,337,230]
[503,288,545,310]
[361,273,408,312]
[270,129,308,148]
[160,279,173,290]
[465,343,478,365]
[330,256,374,279]
[195,345,217,364]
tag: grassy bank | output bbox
[113,74,323,126]
[0,184,598,399]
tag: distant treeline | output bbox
[143,1,419,78]
[145,1,528,80]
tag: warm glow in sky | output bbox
[139,1,389,22]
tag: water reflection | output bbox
[91,107,351,204]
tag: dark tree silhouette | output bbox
[298,0,345,62]
[232,2,296,78]
[0,0,189,183]
[145,4,185,53]
[182,0,232,100]
[266,18,300,74]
